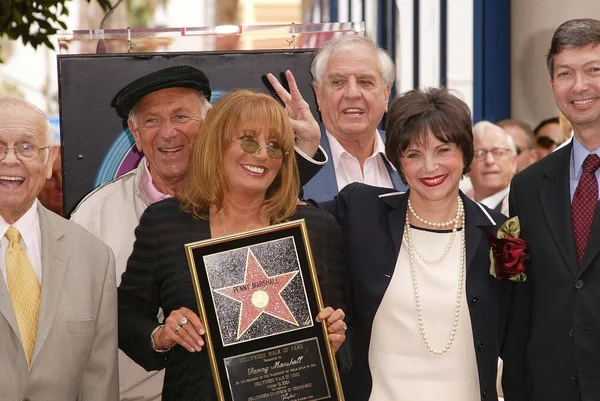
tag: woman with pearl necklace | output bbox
[324,87,516,401]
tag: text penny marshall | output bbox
[248,356,304,376]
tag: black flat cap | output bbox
[111,65,211,119]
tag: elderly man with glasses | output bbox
[0,97,118,400]
[468,121,517,215]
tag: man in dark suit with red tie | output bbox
[502,18,600,401]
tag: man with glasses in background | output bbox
[468,121,517,215]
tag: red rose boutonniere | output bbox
[488,216,528,282]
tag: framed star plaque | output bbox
[185,219,344,401]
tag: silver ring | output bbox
[179,317,188,326]
[342,322,347,331]
[175,325,182,335]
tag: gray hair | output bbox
[547,18,600,78]
[128,90,212,129]
[310,36,396,87]
[473,120,517,156]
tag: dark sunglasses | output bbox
[536,136,561,150]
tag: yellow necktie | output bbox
[5,226,40,366]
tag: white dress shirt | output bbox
[326,130,394,191]
[0,200,42,289]
[479,186,510,210]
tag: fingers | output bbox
[317,307,345,326]
[163,307,205,353]
[328,332,346,352]
[317,307,347,353]
[316,306,334,322]
[327,318,347,335]
[267,73,291,103]
[285,70,302,99]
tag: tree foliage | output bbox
[0,0,112,50]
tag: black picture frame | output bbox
[185,219,344,401]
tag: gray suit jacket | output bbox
[302,126,407,202]
[0,204,119,400]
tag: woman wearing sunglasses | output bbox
[117,89,349,400]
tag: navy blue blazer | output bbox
[303,125,407,202]
[324,183,514,401]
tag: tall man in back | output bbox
[0,97,118,400]
[303,36,407,201]
[503,18,600,401]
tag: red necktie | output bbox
[572,154,600,265]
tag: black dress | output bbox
[118,198,349,401]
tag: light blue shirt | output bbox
[569,136,600,202]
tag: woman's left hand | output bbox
[266,70,320,157]
[316,307,347,353]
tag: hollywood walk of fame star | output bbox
[214,248,299,339]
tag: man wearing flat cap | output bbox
[70,65,324,400]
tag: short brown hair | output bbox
[385,87,473,183]
[547,18,600,78]
[179,89,299,223]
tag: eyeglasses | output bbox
[0,143,50,162]
[473,147,513,160]
[536,136,561,150]
[232,137,289,159]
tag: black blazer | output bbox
[118,199,350,401]
[325,183,513,401]
[503,143,600,401]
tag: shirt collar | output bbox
[139,158,172,204]
[326,129,390,169]
[479,186,510,209]
[571,135,600,179]
[0,199,39,249]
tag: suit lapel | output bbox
[382,156,405,191]
[378,130,407,192]
[539,145,578,275]
[462,194,497,272]
[302,126,339,202]
[32,206,68,364]
[380,190,408,257]
[0,264,20,342]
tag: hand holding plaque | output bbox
[316,307,347,353]
[186,219,346,401]
[153,307,206,353]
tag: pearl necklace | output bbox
[408,198,457,227]
[407,197,463,265]
[403,199,466,355]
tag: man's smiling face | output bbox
[128,87,205,193]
